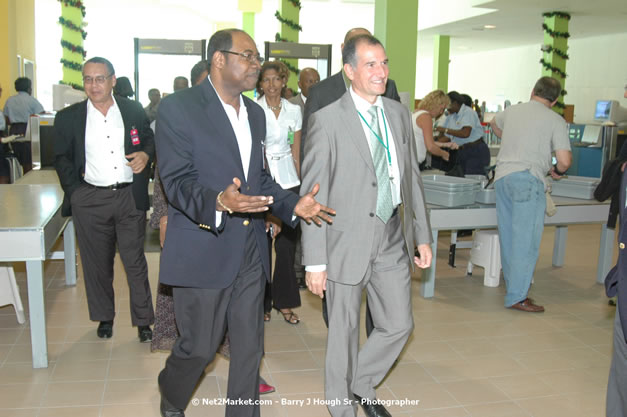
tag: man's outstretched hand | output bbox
[217,177,273,213]
[294,183,335,225]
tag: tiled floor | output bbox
[0,223,616,417]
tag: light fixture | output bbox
[484,24,496,29]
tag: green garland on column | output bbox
[541,12,570,112]
[539,59,567,79]
[542,11,571,21]
[59,0,87,90]
[287,0,302,10]
[280,59,300,75]
[58,16,87,39]
[274,11,302,31]
[274,4,302,78]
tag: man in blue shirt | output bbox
[3,77,45,173]
[435,91,490,175]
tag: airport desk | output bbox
[420,197,612,298]
[0,170,77,368]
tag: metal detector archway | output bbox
[133,38,206,102]
[264,41,332,81]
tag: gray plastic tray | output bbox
[425,187,476,207]
[550,176,600,200]
[475,188,496,204]
[422,175,480,191]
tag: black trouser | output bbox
[71,184,154,325]
[264,186,301,313]
[159,227,264,417]
[8,123,31,173]
[458,139,490,175]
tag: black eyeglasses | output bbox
[83,75,112,85]
[220,50,265,65]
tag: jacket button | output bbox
[369,213,374,217]
[246,186,250,191]
[243,219,250,226]
[620,243,625,250]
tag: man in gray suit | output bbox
[300,34,432,417]
[302,27,402,333]
[289,67,320,114]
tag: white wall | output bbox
[34,0,373,109]
[416,32,627,124]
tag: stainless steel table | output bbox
[1,170,77,368]
[420,196,612,298]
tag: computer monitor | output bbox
[594,100,627,123]
[52,84,86,111]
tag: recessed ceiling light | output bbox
[484,24,496,29]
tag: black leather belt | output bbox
[459,138,484,149]
[85,182,132,190]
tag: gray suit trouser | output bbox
[159,227,265,417]
[71,184,154,325]
[607,300,627,417]
[325,213,414,417]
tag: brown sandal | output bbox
[280,310,300,325]
[264,312,272,322]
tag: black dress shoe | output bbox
[353,394,391,417]
[160,394,185,417]
[138,325,153,343]
[96,320,113,339]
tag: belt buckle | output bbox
[111,183,120,190]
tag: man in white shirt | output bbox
[54,57,155,343]
[300,34,432,417]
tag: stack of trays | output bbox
[422,175,481,207]
[465,174,496,204]
[550,176,600,200]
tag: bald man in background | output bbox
[289,67,320,114]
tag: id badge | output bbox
[287,127,294,145]
[130,127,140,145]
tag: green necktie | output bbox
[367,105,394,223]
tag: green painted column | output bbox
[432,35,450,92]
[278,0,300,91]
[242,12,255,37]
[374,0,418,107]
[238,0,261,98]
[60,1,86,89]
[541,13,570,115]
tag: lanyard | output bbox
[357,108,392,166]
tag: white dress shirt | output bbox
[84,96,133,186]
[350,87,401,206]
[208,76,253,226]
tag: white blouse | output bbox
[257,96,302,189]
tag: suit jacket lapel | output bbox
[245,98,263,183]
[76,100,88,167]
[200,80,247,181]
[339,92,375,174]
[115,97,132,153]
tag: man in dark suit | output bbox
[605,87,627,417]
[54,56,155,342]
[155,29,333,417]
[301,34,432,417]
[288,67,320,114]
[301,27,401,333]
